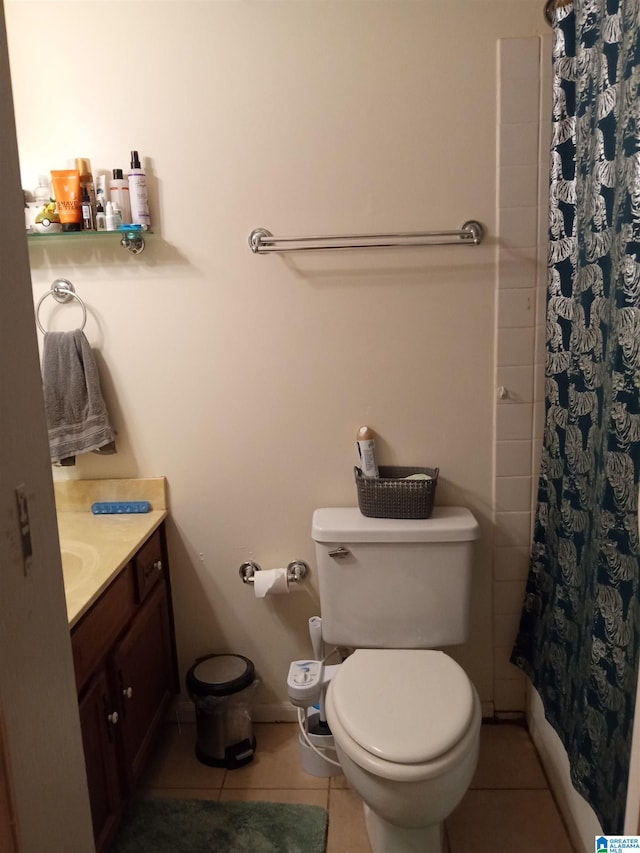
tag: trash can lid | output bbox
[186,654,255,697]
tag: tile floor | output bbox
[140,720,576,852]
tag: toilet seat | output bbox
[329,649,476,765]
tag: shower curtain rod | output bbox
[248,221,484,253]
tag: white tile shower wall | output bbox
[534,35,554,499]
[494,36,549,713]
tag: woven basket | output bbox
[354,466,439,519]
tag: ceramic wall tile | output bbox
[500,77,540,125]
[498,207,538,250]
[497,326,535,367]
[499,166,539,209]
[495,512,533,549]
[494,579,528,615]
[495,476,532,513]
[497,404,533,442]
[496,441,534,478]
[498,247,539,289]
[498,288,535,328]
[499,123,539,167]
[493,547,531,582]
[499,37,541,79]
[496,366,534,403]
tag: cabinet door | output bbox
[78,669,123,853]
[112,579,175,791]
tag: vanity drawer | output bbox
[133,528,164,603]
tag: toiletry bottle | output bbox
[95,172,108,211]
[75,158,96,218]
[33,175,51,206]
[109,168,131,222]
[127,150,151,230]
[357,425,379,478]
[112,204,123,230]
[81,186,95,230]
[51,169,82,231]
[105,200,117,231]
[95,200,107,231]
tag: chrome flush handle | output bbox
[328,547,350,558]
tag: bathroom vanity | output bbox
[56,479,178,853]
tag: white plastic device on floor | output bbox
[287,617,342,776]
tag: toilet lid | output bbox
[329,649,475,764]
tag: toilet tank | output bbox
[312,507,480,648]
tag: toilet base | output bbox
[364,804,443,853]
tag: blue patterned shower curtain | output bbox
[511,0,640,835]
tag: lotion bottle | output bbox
[105,201,118,231]
[109,168,131,222]
[127,150,151,230]
[357,425,379,478]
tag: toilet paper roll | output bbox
[254,568,289,598]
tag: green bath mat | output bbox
[109,797,328,853]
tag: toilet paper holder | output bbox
[239,560,309,584]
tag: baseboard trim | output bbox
[171,698,301,725]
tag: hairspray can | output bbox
[357,426,379,478]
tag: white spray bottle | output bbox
[128,150,151,230]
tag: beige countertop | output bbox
[55,478,168,628]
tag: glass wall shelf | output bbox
[26,229,151,254]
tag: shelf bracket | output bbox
[119,230,145,254]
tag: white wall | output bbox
[5,0,545,719]
[0,3,94,849]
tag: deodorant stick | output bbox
[357,425,379,478]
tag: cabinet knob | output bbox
[154,560,163,573]
[107,711,119,725]
[122,686,133,700]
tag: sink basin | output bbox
[60,540,98,591]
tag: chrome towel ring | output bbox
[36,279,87,334]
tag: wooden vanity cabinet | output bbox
[71,524,178,853]
[113,578,174,790]
[77,670,123,853]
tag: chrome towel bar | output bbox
[248,220,484,254]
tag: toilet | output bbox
[311,506,482,853]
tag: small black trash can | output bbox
[186,653,257,769]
